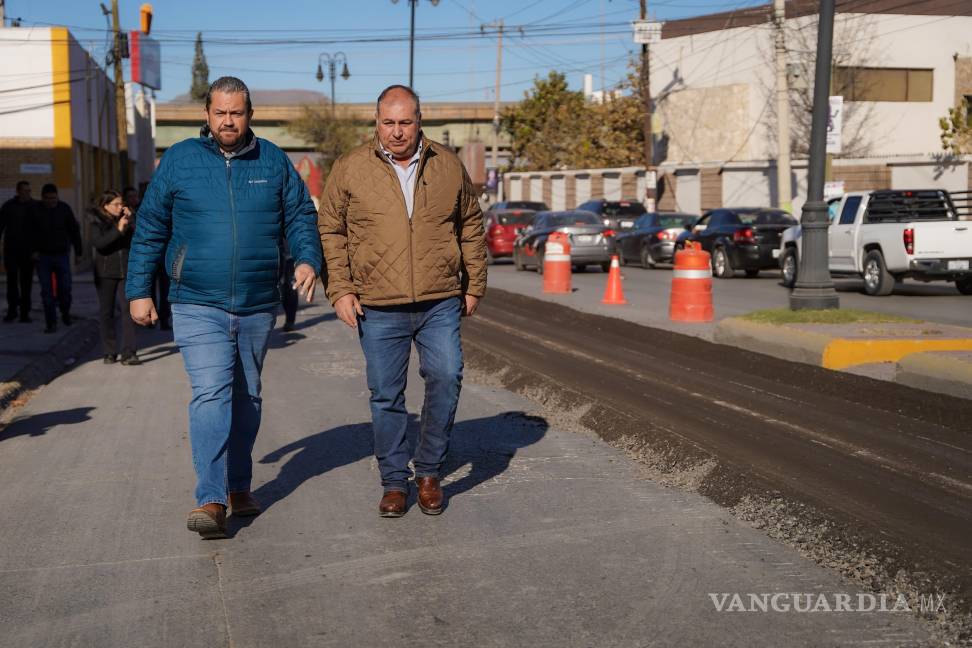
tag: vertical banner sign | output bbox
[130,31,162,90]
[826,95,843,154]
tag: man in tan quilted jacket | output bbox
[318,85,487,518]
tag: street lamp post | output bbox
[316,52,351,116]
[790,0,839,311]
[391,0,439,88]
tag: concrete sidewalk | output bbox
[0,270,101,410]
[0,297,932,646]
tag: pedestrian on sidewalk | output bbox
[319,84,488,518]
[33,183,82,334]
[0,180,37,323]
[127,76,322,539]
[90,190,140,366]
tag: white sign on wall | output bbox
[632,20,663,45]
[826,96,843,154]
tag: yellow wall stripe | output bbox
[50,27,73,188]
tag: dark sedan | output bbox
[614,212,698,268]
[513,211,616,273]
[575,198,647,231]
[677,208,798,278]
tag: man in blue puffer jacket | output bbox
[126,77,322,539]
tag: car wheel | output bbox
[640,245,657,269]
[780,247,798,288]
[573,264,585,273]
[955,277,972,295]
[744,269,760,278]
[536,250,545,275]
[601,261,611,273]
[712,247,733,279]
[862,250,894,296]
[513,249,525,271]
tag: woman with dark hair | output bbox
[90,190,140,365]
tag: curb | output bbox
[896,351,972,401]
[0,318,100,414]
[713,318,832,366]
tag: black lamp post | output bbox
[391,0,440,89]
[316,52,351,116]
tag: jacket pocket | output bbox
[171,244,188,298]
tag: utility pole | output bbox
[110,0,129,187]
[774,0,792,212]
[0,1,5,25]
[790,0,839,311]
[481,20,504,176]
[639,0,655,210]
[392,0,440,89]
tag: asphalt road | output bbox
[484,259,970,340]
[0,298,934,647]
[463,289,972,619]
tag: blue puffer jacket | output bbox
[126,132,322,314]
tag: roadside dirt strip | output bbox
[463,289,972,637]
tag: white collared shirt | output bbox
[380,140,422,218]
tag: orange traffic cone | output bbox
[601,255,627,305]
[669,242,713,322]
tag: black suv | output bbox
[677,208,797,278]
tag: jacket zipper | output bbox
[226,158,238,310]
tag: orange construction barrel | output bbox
[543,232,572,294]
[669,241,713,322]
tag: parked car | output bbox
[575,198,647,231]
[614,212,698,268]
[483,206,541,264]
[487,201,550,213]
[779,189,972,295]
[513,210,616,273]
[677,208,798,278]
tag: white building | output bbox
[0,26,155,221]
[649,0,972,213]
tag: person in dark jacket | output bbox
[34,183,82,333]
[126,76,322,539]
[0,180,37,322]
[90,190,140,365]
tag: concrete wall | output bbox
[502,167,648,210]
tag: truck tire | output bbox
[712,247,734,279]
[780,247,798,288]
[956,277,972,295]
[862,250,894,296]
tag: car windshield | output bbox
[502,201,549,211]
[659,214,696,228]
[603,202,646,217]
[494,212,535,225]
[732,211,797,226]
[546,212,602,227]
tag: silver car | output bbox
[513,210,616,273]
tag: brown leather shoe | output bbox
[229,491,262,517]
[186,503,227,539]
[416,477,444,515]
[379,490,407,518]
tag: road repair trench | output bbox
[462,289,972,626]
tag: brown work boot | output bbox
[379,490,407,518]
[416,477,444,515]
[186,503,227,539]
[229,491,262,517]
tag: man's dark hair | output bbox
[15,180,29,191]
[205,76,252,113]
[376,85,421,117]
[41,183,57,196]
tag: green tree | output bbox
[501,68,644,171]
[288,106,369,182]
[940,101,972,155]
[190,32,209,102]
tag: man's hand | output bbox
[334,293,364,328]
[293,263,318,303]
[130,297,158,327]
[463,294,480,317]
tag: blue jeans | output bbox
[358,297,464,492]
[172,303,276,507]
[36,254,71,327]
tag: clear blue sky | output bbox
[7,0,764,104]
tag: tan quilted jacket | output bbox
[318,137,487,307]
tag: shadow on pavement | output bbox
[229,410,548,533]
[0,406,96,442]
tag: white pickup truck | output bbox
[779,189,972,296]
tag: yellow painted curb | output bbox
[822,339,972,370]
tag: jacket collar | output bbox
[202,128,257,160]
[372,132,436,168]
